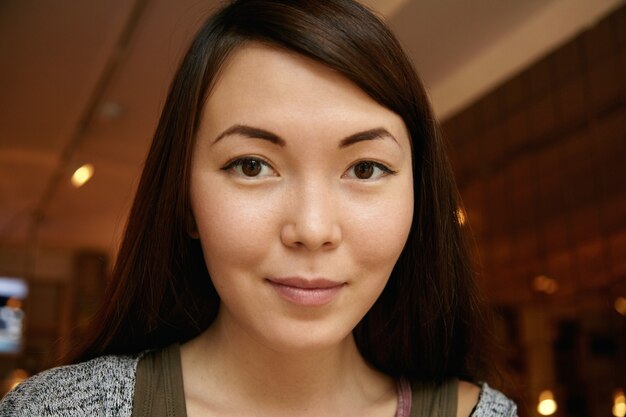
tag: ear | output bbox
[186,212,200,239]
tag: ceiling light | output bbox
[537,390,557,416]
[614,389,625,417]
[71,164,94,188]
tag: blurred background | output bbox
[0,0,625,415]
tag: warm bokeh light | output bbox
[70,163,94,188]
[614,389,626,417]
[532,275,559,295]
[5,297,22,309]
[7,369,29,391]
[615,297,626,316]
[537,390,558,416]
[456,207,466,226]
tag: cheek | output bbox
[343,182,414,274]
[191,185,276,276]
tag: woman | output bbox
[1,0,517,416]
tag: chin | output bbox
[253,318,358,354]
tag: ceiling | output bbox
[1,0,624,257]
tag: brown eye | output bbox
[354,161,374,179]
[222,157,276,178]
[344,160,395,180]
[241,158,262,176]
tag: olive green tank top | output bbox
[131,344,458,417]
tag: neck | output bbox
[181,314,395,415]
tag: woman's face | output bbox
[190,43,413,353]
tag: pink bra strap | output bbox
[395,378,412,417]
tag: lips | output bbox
[266,277,345,306]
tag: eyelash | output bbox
[221,157,276,178]
[343,160,396,180]
[221,157,396,180]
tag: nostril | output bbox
[280,220,342,251]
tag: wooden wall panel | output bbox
[442,4,626,306]
[527,94,557,144]
[614,7,626,100]
[587,58,621,115]
[553,41,583,86]
[555,79,586,134]
[527,56,552,101]
[505,108,528,150]
[501,76,527,113]
[477,90,502,129]
[509,155,536,232]
[487,237,513,267]
[564,133,600,218]
[535,141,566,223]
[584,17,616,61]
[543,217,569,254]
[597,113,626,205]
[575,238,609,288]
[609,228,626,278]
[604,192,626,233]
[545,250,575,295]
[441,7,626,413]
[515,229,539,263]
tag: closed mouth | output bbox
[266,277,344,289]
[266,277,345,306]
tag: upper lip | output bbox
[267,277,344,289]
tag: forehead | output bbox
[211,42,366,102]
[199,42,409,142]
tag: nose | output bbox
[280,182,342,251]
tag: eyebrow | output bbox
[212,124,286,146]
[211,124,397,148]
[338,127,398,148]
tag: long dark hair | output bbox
[72,0,493,384]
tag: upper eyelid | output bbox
[347,159,395,173]
[223,155,274,168]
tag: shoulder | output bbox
[457,380,481,417]
[0,353,141,417]
[471,382,518,417]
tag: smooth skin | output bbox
[182,43,479,416]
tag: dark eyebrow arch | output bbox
[339,128,398,148]
[212,124,286,146]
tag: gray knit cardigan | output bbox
[0,353,517,416]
